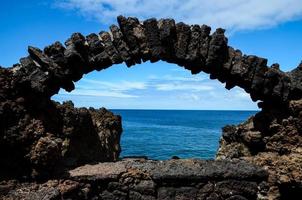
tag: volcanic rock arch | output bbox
[6,16,302,104]
[1,16,302,199]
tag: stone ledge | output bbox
[69,158,268,182]
[1,159,268,200]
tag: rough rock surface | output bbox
[217,100,302,199]
[0,16,302,199]
[1,159,268,200]
[0,99,122,179]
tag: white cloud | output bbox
[149,74,208,82]
[155,82,214,91]
[233,88,251,100]
[58,78,146,98]
[53,70,258,109]
[55,0,302,32]
[60,89,138,98]
[146,73,215,91]
[81,79,147,91]
[57,74,215,99]
[178,93,201,101]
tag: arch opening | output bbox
[52,61,258,160]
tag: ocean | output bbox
[111,110,257,160]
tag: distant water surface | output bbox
[111,110,257,160]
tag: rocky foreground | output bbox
[2,159,268,200]
[0,16,302,199]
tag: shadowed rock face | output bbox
[0,16,302,199]
[217,100,302,199]
[0,97,122,179]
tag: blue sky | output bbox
[1,0,302,110]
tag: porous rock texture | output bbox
[217,100,302,199]
[0,97,122,179]
[1,159,268,200]
[0,16,301,199]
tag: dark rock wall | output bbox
[0,98,122,179]
[0,15,302,199]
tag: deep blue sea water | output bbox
[111,110,257,160]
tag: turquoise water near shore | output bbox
[111,110,257,160]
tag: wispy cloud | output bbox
[58,73,248,98]
[148,74,215,92]
[81,79,147,91]
[53,69,258,110]
[178,93,201,101]
[54,0,302,32]
[59,90,138,98]
[155,83,214,92]
[57,74,215,99]
[233,88,251,100]
[149,74,208,82]
[58,78,147,98]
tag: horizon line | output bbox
[108,108,259,111]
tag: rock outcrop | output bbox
[0,98,122,179]
[217,100,302,199]
[0,16,302,199]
